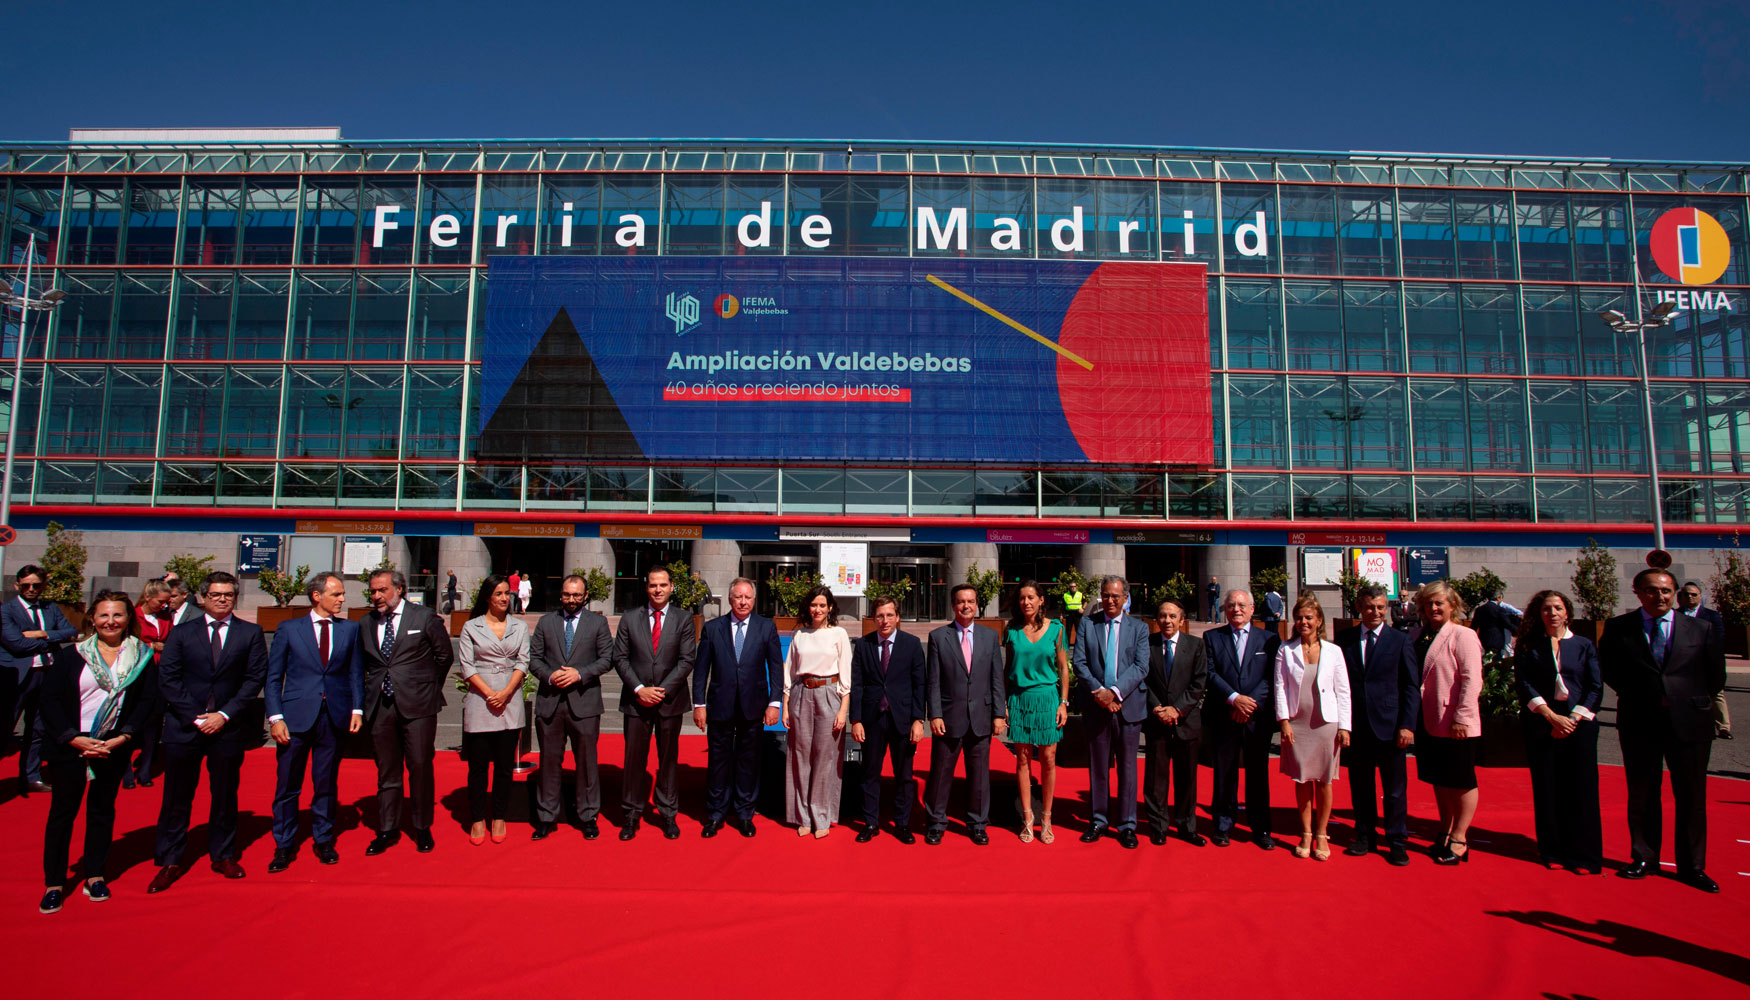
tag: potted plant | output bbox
[1249,565,1289,638]
[569,565,614,613]
[256,564,311,632]
[665,559,713,634]
[163,553,216,587]
[1045,565,1089,643]
[1143,573,1198,632]
[42,521,87,630]
[351,556,397,621]
[1568,538,1618,643]
[1710,547,1750,658]
[768,571,822,632]
[1452,568,1509,630]
[1477,649,1525,767]
[1332,569,1371,634]
[861,576,914,634]
[966,561,1004,632]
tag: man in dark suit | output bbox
[529,573,614,841]
[1,564,77,794]
[1204,588,1281,849]
[1472,592,1523,659]
[1335,584,1420,866]
[691,576,781,838]
[264,571,364,872]
[1603,568,1726,893]
[850,595,927,843]
[923,584,1007,845]
[1679,580,1730,740]
[147,571,268,893]
[361,569,455,856]
[1071,575,1151,849]
[613,566,696,841]
[1143,598,1207,846]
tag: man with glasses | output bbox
[1,565,77,794]
[148,571,268,893]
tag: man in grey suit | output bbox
[1143,598,1208,846]
[529,574,614,841]
[1072,574,1151,849]
[361,569,455,856]
[923,584,1007,845]
[613,566,696,841]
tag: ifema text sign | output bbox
[477,256,1210,465]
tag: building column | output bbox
[562,537,617,612]
[947,543,999,592]
[1205,544,1253,611]
[689,540,741,616]
[1076,544,1127,586]
[438,535,492,609]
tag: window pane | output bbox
[223,368,281,457]
[302,178,361,265]
[1231,473,1287,519]
[1284,281,1341,371]
[52,272,115,359]
[663,174,724,255]
[233,273,289,360]
[1292,474,1348,518]
[543,175,602,255]
[240,181,298,265]
[1530,381,1586,471]
[1571,192,1630,282]
[1460,284,1519,375]
[1289,376,1345,468]
[352,272,409,360]
[1351,475,1409,520]
[1225,278,1281,369]
[171,272,232,360]
[1706,385,1749,474]
[114,274,170,359]
[601,175,659,254]
[1454,192,1515,279]
[1095,179,1154,259]
[1536,477,1590,521]
[1579,288,1636,376]
[163,366,225,456]
[360,179,416,265]
[1339,187,1396,276]
[1469,380,1526,471]
[1415,475,1470,520]
[43,366,106,453]
[1651,384,1705,473]
[1343,282,1402,372]
[1159,181,1216,266]
[1220,184,1276,274]
[1168,473,1224,518]
[290,274,351,360]
[1411,378,1466,469]
[1523,288,1579,376]
[973,176,1032,258]
[344,367,404,459]
[411,272,468,361]
[1515,192,1572,281]
[103,366,162,455]
[65,184,122,265]
[283,367,345,457]
[1228,375,1285,467]
[181,184,240,266]
[218,463,275,505]
[1349,377,1406,468]
[420,178,476,265]
[1277,185,1335,274]
[1473,476,1532,521]
[1405,283,1460,373]
[1398,189,1455,278]
[404,367,462,458]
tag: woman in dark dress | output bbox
[1514,589,1604,874]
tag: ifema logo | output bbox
[714,294,740,319]
[665,291,701,335]
[1651,207,1731,285]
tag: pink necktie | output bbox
[960,626,973,674]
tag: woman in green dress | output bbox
[1005,580,1070,844]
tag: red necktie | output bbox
[318,618,331,665]
[650,607,663,652]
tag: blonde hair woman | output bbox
[1274,594,1351,860]
[1412,581,1483,865]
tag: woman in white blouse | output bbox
[1274,594,1352,860]
[785,586,852,838]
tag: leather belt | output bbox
[801,675,836,689]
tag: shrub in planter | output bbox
[1710,547,1750,657]
[42,520,87,606]
[568,566,614,611]
[1452,568,1508,614]
[1569,538,1619,621]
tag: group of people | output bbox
[13,559,1728,915]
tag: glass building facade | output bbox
[4,138,1749,527]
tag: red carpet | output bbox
[1,736,1746,998]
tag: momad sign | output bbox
[478,257,1211,464]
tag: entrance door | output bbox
[739,554,820,618]
[871,557,947,621]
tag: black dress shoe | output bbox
[856,826,878,843]
[1718,729,1734,741]
[894,829,916,845]
[1255,834,1276,851]
[313,842,340,865]
[25,780,49,794]
[969,828,990,845]
[1344,839,1373,857]
[1149,830,1169,846]
[701,820,722,839]
[1618,859,1653,880]
[736,818,756,838]
[1079,823,1108,844]
[660,816,681,840]
[582,819,601,840]
[924,830,944,845]
[619,819,640,841]
[267,849,294,874]
[1210,832,1231,847]
[121,771,136,790]
[136,778,154,788]
[1117,829,1139,850]
[410,830,435,853]
[530,823,556,841]
[1387,844,1410,867]
[1680,869,1720,893]
[1180,830,1208,847]
[38,888,63,914]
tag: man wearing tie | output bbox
[361,569,455,856]
[613,566,696,841]
[265,571,364,872]
[147,572,268,893]
[1602,569,1726,893]
[1,565,77,794]
[1678,581,1730,741]
[1204,588,1281,849]
[692,577,782,838]
[529,574,614,841]
[1071,575,1150,849]
[850,596,927,843]
[923,584,1007,845]
[1143,599,1208,846]
[1335,584,1420,865]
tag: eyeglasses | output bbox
[205,590,237,601]
[16,581,43,589]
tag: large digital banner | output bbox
[478,256,1210,464]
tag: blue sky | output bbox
[12,0,1749,161]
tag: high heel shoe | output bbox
[489,820,507,844]
[1019,810,1035,844]
[1294,830,1313,859]
[469,822,487,846]
[1428,834,1449,859]
[1434,838,1470,866]
[1312,834,1331,861]
[1039,817,1055,845]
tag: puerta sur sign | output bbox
[478,256,1211,464]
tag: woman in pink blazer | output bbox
[1411,580,1483,866]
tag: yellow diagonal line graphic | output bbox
[925,274,1095,371]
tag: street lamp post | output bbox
[1598,235,1678,555]
[0,235,67,586]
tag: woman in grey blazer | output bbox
[458,576,529,844]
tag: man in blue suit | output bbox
[691,577,782,838]
[1204,588,1281,849]
[0,564,77,793]
[1071,575,1151,849]
[148,571,269,893]
[850,595,927,843]
[1334,584,1419,865]
[264,571,364,873]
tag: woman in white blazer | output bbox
[1274,594,1352,860]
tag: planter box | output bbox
[257,605,307,633]
[1727,624,1749,659]
[974,617,1006,633]
[1478,714,1527,768]
[448,610,469,636]
[772,615,800,633]
[1570,620,1607,643]
[347,607,371,622]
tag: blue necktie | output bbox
[1104,620,1119,689]
[563,613,576,657]
[733,618,745,660]
[1647,615,1668,665]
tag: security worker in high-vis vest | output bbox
[1062,582,1084,643]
